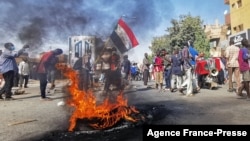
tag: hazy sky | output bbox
[0,0,229,62]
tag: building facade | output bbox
[225,0,250,45]
[204,20,228,57]
[68,35,104,67]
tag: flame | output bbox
[56,64,140,131]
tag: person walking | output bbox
[180,45,195,96]
[36,48,63,100]
[224,40,240,93]
[154,50,164,91]
[170,47,183,93]
[163,50,171,90]
[142,53,150,88]
[187,40,200,92]
[0,43,29,100]
[18,56,30,89]
[237,38,250,100]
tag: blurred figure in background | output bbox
[18,56,30,89]
[142,53,150,88]
[121,54,131,81]
[130,63,138,81]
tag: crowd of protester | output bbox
[133,38,250,100]
[1,38,250,101]
[87,38,250,100]
[0,42,63,101]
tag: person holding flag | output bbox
[110,18,139,54]
[98,17,139,95]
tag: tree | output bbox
[150,14,210,57]
[149,35,171,54]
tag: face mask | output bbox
[10,46,15,51]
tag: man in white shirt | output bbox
[18,57,30,89]
[224,40,240,92]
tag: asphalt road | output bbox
[0,79,250,141]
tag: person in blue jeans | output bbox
[164,64,171,90]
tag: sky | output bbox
[0,0,229,62]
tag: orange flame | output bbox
[56,64,140,131]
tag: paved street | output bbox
[0,79,249,141]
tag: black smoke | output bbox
[0,0,174,52]
[18,18,46,49]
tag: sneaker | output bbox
[24,86,28,88]
[41,97,52,101]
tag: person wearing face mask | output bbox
[0,43,29,100]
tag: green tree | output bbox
[149,34,172,54]
[150,14,210,57]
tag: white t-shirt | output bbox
[18,61,30,75]
[149,64,153,72]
